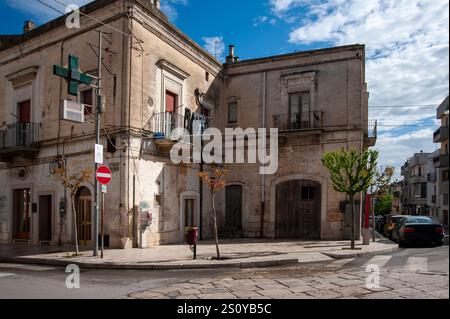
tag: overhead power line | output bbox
[370,104,438,108]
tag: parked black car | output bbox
[391,216,409,242]
[397,216,445,248]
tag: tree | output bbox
[370,166,395,199]
[322,148,378,249]
[53,166,92,256]
[369,166,394,241]
[198,167,228,260]
[375,193,393,216]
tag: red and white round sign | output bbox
[96,166,112,185]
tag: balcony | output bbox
[144,111,209,154]
[433,126,449,143]
[273,111,323,132]
[433,153,449,169]
[436,96,449,119]
[364,119,378,147]
[0,122,40,162]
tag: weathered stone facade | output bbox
[0,0,373,248]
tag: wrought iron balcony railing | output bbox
[273,111,323,131]
[0,122,40,152]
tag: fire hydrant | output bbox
[185,226,198,259]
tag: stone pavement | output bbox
[126,260,449,299]
[0,238,397,270]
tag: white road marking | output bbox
[405,257,428,272]
[364,255,392,270]
[327,258,355,269]
[0,272,15,278]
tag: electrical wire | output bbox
[47,0,133,38]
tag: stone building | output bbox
[0,0,375,248]
[432,96,449,229]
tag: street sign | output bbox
[61,100,85,123]
[96,165,112,185]
[95,144,103,164]
[102,185,107,193]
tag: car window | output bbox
[406,217,433,224]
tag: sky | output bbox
[0,0,449,179]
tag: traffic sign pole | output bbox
[96,166,111,259]
[93,30,103,257]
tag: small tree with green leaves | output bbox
[369,166,394,240]
[198,167,228,260]
[322,148,378,249]
[53,167,92,256]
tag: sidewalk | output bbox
[0,238,398,270]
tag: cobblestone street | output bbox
[128,261,449,300]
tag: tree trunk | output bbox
[71,192,79,256]
[211,192,220,260]
[350,195,355,249]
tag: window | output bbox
[228,102,238,124]
[107,136,116,153]
[288,92,310,129]
[80,89,93,115]
[154,194,162,207]
[443,194,449,206]
[420,182,427,198]
[418,166,422,177]
[442,170,449,182]
[205,71,210,82]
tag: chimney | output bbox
[226,45,239,64]
[23,20,36,33]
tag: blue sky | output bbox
[1,0,449,178]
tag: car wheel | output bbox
[399,240,407,248]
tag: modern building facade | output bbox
[0,0,375,248]
[432,96,449,229]
[401,152,431,215]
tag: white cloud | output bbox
[202,36,225,61]
[277,0,448,171]
[5,0,91,23]
[161,0,188,21]
[253,16,277,27]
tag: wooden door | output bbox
[76,187,92,246]
[12,189,31,240]
[18,100,31,123]
[225,185,243,234]
[39,195,52,241]
[275,180,321,239]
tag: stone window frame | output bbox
[5,66,39,124]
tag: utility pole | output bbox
[93,29,103,256]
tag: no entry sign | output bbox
[96,165,112,185]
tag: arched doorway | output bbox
[75,187,92,246]
[224,185,243,237]
[275,180,321,239]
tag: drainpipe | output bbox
[195,89,204,240]
[260,72,266,238]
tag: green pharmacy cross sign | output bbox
[53,55,95,96]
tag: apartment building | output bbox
[432,96,449,228]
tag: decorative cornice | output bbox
[158,59,190,80]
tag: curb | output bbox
[321,245,399,259]
[0,256,299,270]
